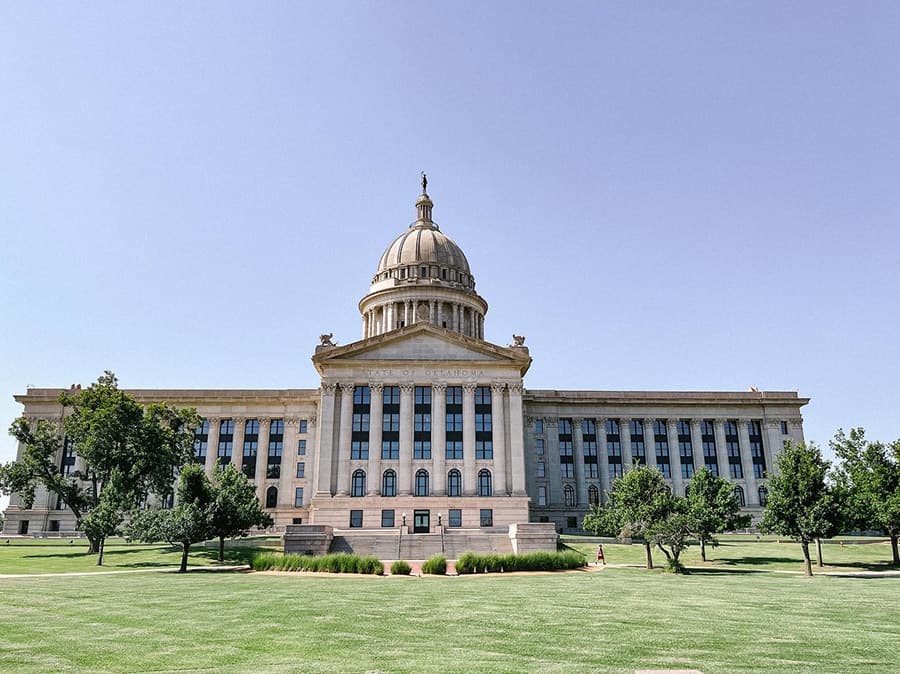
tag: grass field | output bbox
[0,537,898,673]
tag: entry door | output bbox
[413,510,430,534]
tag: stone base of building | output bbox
[508,522,559,554]
[283,525,334,555]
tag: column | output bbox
[403,301,409,327]
[281,418,299,507]
[432,384,447,495]
[491,383,508,496]
[399,383,414,495]
[620,418,633,472]
[545,417,560,504]
[430,300,438,325]
[713,418,730,481]
[573,417,586,506]
[666,419,684,496]
[643,419,657,470]
[232,416,246,474]
[336,383,354,495]
[462,383,477,495]
[690,419,703,478]
[366,384,383,495]
[598,418,610,500]
[315,384,338,496]
[205,417,220,476]
[764,419,782,478]
[737,420,759,505]
[256,417,271,506]
[508,383,527,495]
[454,304,460,332]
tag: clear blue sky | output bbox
[2,3,898,512]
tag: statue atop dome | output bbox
[421,171,428,194]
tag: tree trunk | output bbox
[700,538,707,562]
[219,536,225,563]
[890,534,899,567]
[800,540,813,577]
[180,542,190,573]
[87,536,100,555]
[644,541,653,569]
[96,537,105,566]
[815,538,824,567]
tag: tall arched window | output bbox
[588,484,600,506]
[447,469,461,497]
[415,469,429,496]
[734,485,746,507]
[477,469,492,497]
[564,484,576,507]
[265,485,278,509]
[351,469,366,497]
[382,469,396,497]
[758,486,768,506]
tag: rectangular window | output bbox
[538,486,547,506]
[582,419,598,479]
[299,419,308,434]
[60,437,76,476]
[566,516,577,530]
[535,438,544,456]
[294,487,304,507]
[536,461,545,478]
[349,510,363,528]
[479,509,493,527]
[382,386,400,460]
[678,419,694,479]
[297,439,306,456]
[445,386,463,460]
[267,419,284,479]
[217,419,234,466]
[725,420,743,479]
[242,419,259,479]
[701,419,718,476]
[475,386,492,459]
[748,420,767,479]
[193,420,209,462]
[654,419,670,478]
[448,509,462,528]
[414,386,432,459]
[606,418,622,478]
[534,418,543,434]
[296,462,305,478]
[630,419,645,466]
[780,420,788,435]
[352,386,371,460]
[381,509,395,528]
[559,418,574,479]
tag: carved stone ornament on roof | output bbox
[511,334,526,347]
[319,333,335,347]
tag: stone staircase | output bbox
[442,530,513,558]
[330,531,401,558]
[328,528,516,560]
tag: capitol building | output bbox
[3,181,808,548]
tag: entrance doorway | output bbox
[413,510,430,534]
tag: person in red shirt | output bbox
[596,543,606,566]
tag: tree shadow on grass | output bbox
[192,546,270,566]
[718,556,802,566]
[23,545,183,560]
[685,567,768,575]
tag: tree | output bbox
[584,466,672,569]
[209,464,273,563]
[686,467,751,562]
[831,428,900,566]
[0,372,198,563]
[645,496,693,573]
[760,441,841,576]
[127,463,214,573]
[582,501,622,539]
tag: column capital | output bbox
[508,383,524,394]
[207,416,220,424]
[320,382,338,394]
[788,417,803,428]
[399,383,414,394]
[691,419,702,430]
[573,417,584,427]
[286,416,300,426]
[765,419,781,429]
[490,382,507,394]
[432,382,447,393]
[462,382,478,393]
[368,382,384,393]
[620,417,632,425]
[234,416,246,425]
[308,415,317,427]
[544,416,558,426]
[338,382,355,393]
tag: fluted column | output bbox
[491,383,508,496]
[315,384,338,496]
[366,384,383,495]
[598,417,610,499]
[336,383,354,495]
[432,384,447,495]
[666,419,684,495]
[690,419,703,478]
[430,300,438,325]
[454,304,460,332]
[764,419,781,479]
[399,383,414,495]
[643,419,657,470]
[737,420,759,505]
[205,417,220,476]
[508,383,527,495]
[713,418,730,481]
[462,383,477,495]
[233,416,246,475]
[281,418,298,506]
[573,417,586,506]
[620,418,633,473]
[256,417,271,505]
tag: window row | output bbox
[349,508,493,529]
[533,482,768,509]
[349,468,495,497]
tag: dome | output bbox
[376,226,471,276]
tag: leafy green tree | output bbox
[584,466,672,569]
[0,372,198,563]
[128,463,214,573]
[831,428,900,566]
[645,495,693,573]
[582,501,621,538]
[210,464,273,563]
[686,467,751,562]
[760,441,841,576]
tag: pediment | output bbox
[312,324,531,374]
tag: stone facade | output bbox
[1,184,808,539]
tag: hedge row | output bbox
[421,554,447,575]
[456,550,585,574]
[252,552,384,575]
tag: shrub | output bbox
[452,550,586,574]
[251,552,384,574]
[391,560,412,575]
[421,554,447,575]
[456,552,478,574]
